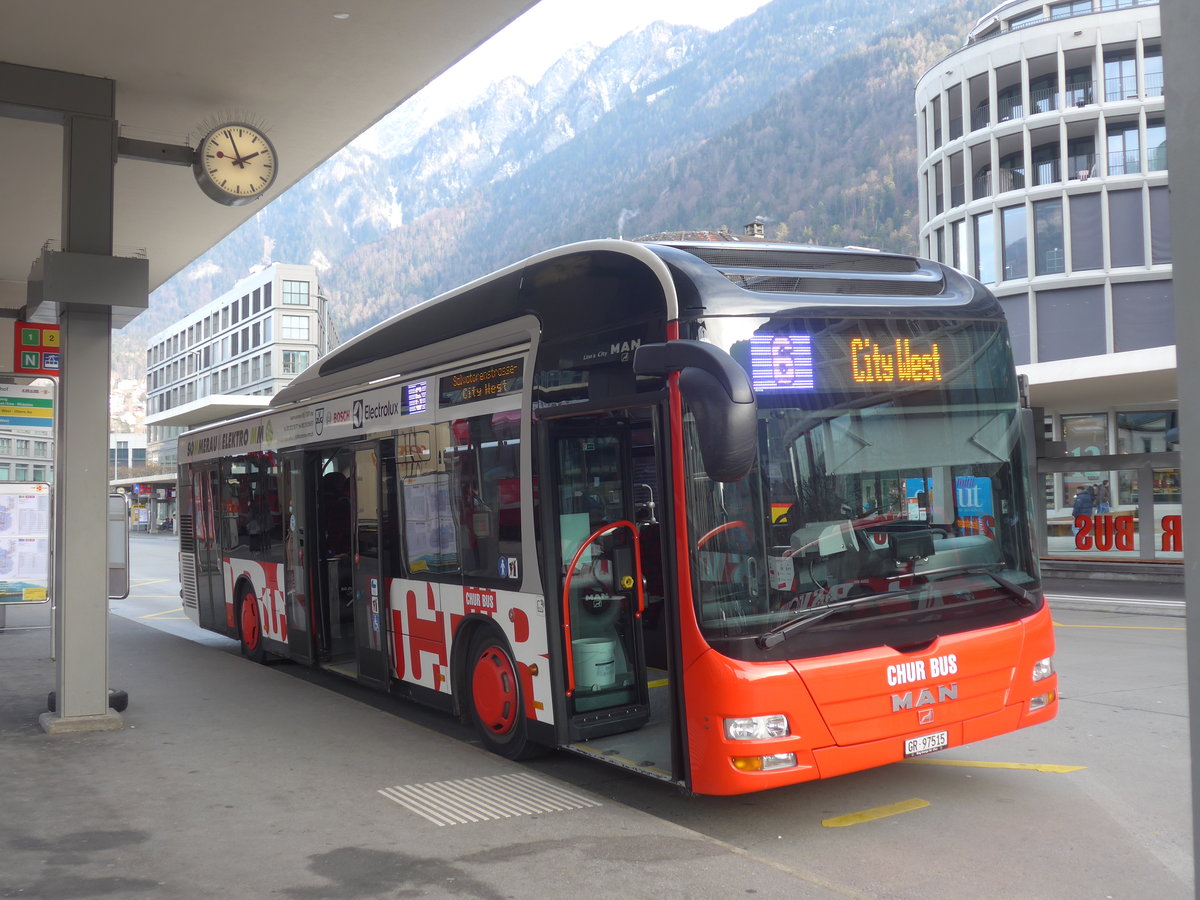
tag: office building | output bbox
[914,0,1176,572]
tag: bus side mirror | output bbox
[634,340,757,482]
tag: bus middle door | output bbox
[552,419,651,740]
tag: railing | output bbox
[971,104,991,132]
[1105,74,1139,102]
[1029,85,1059,115]
[997,94,1023,122]
[1144,71,1164,98]
[1065,82,1096,107]
[972,173,991,198]
[1107,149,1141,176]
[1069,153,1097,180]
[949,115,963,141]
[997,167,1025,192]
[1033,158,1061,186]
[1147,144,1167,172]
[964,0,1160,47]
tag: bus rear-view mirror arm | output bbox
[634,340,758,483]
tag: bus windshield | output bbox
[684,314,1041,662]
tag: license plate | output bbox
[904,730,948,757]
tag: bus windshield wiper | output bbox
[756,590,905,649]
[756,564,1037,650]
[915,561,1037,607]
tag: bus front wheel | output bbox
[238,582,267,664]
[466,631,535,760]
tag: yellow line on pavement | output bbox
[823,798,929,828]
[1063,624,1184,631]
[903,759,1085,773]
[139,607,185,619]
[131,579,172,587]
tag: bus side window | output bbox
[447,412,522,582]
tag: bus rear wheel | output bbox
[238,583,267,664]
[466,632,535,760]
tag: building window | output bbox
[1144,45,1163,98]
[263,318,272,343]
[253,288,261,313]
[0,439,9,454]
[0,464,9,480]
[14,465,28,482]
[1051,1,1092,21]
[1107,122,1140,175]
[241,295,250,319]
[973,211,996,284]
[15,440,29,455]
[34,441,47,458]
[231,301,239,325]
[252,322,261,347]
[1034,199,1065,275]
[1104,49,1137,101]
[952,219,967,273]
[282,350,310,375]
[262,353,272,377]
[283,280,310,305]
[1146,119,1166,171]
[263,282,272,307]
[997,84,1022,122]
[33,466,46,482]
[231,332,239,356]
[1032,143,1060,186]
[1002,206,1028,280]
[282,315,310,341]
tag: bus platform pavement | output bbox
[0,604,850,900]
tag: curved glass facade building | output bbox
[915,0,1178,571]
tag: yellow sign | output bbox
[851,338,943,384]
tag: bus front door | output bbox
[553,418,661,756]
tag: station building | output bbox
[914,0,1177,577]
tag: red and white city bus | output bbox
[178,239,1057,796]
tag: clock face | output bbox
[193,123,278,206]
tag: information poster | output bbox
[0,482,51,604]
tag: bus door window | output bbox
[316,449,355,663]
[555,429,642,715]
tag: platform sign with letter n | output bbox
[13,322,61,377]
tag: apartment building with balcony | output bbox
[915,0,1177,573]
[144,263,338,469]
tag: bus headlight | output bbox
[1032,657,1055,682]
[723,714,790,741]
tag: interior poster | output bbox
[0,482,51,603]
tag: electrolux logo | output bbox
[314,407,324,435]
[352,397,400,430]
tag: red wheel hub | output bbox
[240,591,260,650]
[471,646,518,735]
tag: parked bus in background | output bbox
[178,238,1057,796]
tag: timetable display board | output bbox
[0,482,51,604]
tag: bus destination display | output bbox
[750,330,951,394]
[439,359,523,407]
